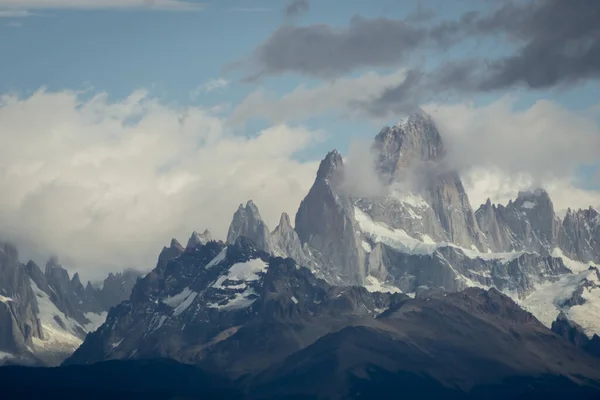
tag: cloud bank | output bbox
[0,0,201,12]
[0,89,320,280]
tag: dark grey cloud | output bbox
[405,4,435,23]
[247,0,600,92]
[250,16,428,78]
[368,0,600,116]
[284,0,309,19]
[469,0,600,89]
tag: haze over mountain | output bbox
[1,0,600,398]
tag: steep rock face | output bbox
[559,207,600,263]
[0,243,43,355]
[227,201,274,254]
[372,111,446,183]
[476,189,560,254]
[365,110,486,251]
[295,150,367,285]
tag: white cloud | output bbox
[0,9,33,17]
[230,69,408,126]
[422,98,600,212]
[423,97,600,180]
[0,88,321,281]
[191,78,229,99]
[0,0,201,12]
[462,167,600,214]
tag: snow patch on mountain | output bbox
[173,291,198,317]
[553,248,598,273]
[364,275,402,294]
[206,247,227,268]
[513,271,590,328]
[0,294,13,303]
[355,206,526,263]
[163,287,193,308]
[207,289,258,310]
[30,281,83,352]
[212,259,268,289]
[568,271,600,338]
[83,312,107,333]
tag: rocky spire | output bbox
[295,151,366,284]
[227,200,273,254]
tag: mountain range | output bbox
[2,109,600,398]
[0,244,141,366]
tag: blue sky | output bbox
[0,0,599,277]
[3,0,599,157]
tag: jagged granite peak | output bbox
[361,109,486,251]
[227,200,274,254]
[372,109,445,183]
[559,206,600,263]
[295,152,367,285]
[187,229,213,249]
